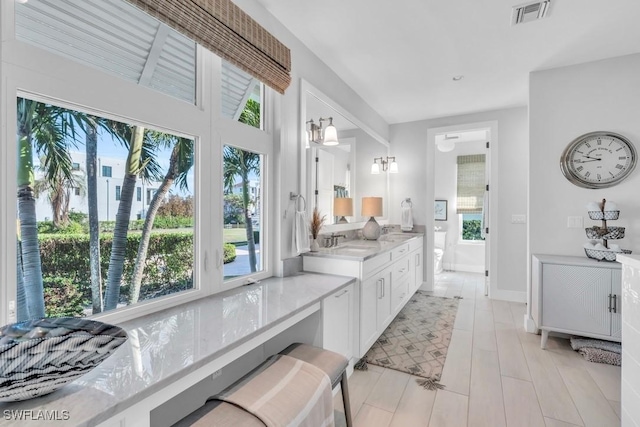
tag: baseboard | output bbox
[524,315,538,333]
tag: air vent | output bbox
[511,0,551,25]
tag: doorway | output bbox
[426,121,497,298]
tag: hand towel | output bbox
[293,210,310,255]
[401,206,413,231]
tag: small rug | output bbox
[356,291,459,390]
[570,337,621,366]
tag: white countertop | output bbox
[303,233,424,261]
[0,273,355,426]
[617,254,640,270]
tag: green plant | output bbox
[223,243,237,264]
[462,219,484,241]
[43,276,88,317]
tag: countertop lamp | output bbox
[361,197,383,240]
[334,197,353,223]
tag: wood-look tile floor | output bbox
[334,272,621,427]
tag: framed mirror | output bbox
[301,80,390,233]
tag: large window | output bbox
[16,97,195,320]
[456,154,486,242]
[223,146,264,280]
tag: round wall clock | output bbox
[560,131,637,189]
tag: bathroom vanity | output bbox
[303,233,424,360]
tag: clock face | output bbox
[560,132,637,189]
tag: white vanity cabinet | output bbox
[303,235,424,360]
[532,254,622,349]
[322,283,354,362]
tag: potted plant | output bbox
[309,207,325,252]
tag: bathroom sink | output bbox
[378,233,414,243]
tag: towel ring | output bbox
[402,198,412,207]
[290,192,307,212]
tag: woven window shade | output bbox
[456,154,486,214]
[124,0,291,94]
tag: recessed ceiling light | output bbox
[452,75,464,81]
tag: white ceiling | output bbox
[255,0,640,125]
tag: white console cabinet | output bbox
[322,283,354,363]
[532,254,622,349]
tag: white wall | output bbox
[390,107,528,300]
[434,139,486,273]
[234,0,391,267]
[529,53,640,259]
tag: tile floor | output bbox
[335,271,621,427]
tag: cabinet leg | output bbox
[540,330,549,349]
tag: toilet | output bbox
[434,231,446,274]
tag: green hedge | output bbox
[37,216,193,235]
[39,232,194,307]
[223,243,236,264]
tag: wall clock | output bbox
[560,131,637,189]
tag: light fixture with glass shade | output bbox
[371,156,398,174]
[333,197,353,223]
[306,117,339,146]
[361,197,383,240]
[437,134,458,152]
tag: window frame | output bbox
[0,9,276,325]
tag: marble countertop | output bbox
[0,273,355,426]
[303,232,424,261]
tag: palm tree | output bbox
[33,157,86,228]
[129,135,193,304]
[16,98,80,320]
[103,126,145,311]
[223,146,260,273]
[103,126,164,310]
[85,118,102,314]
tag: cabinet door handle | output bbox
[382,278,385,297]
[334,289,349,298]
[608,294,612,313]
[613,294,618,313]
[378,279,383,299]
[416,254,420,266]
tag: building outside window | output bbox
[115,185,121,201]
[102,165,112,178]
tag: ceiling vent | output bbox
[511,0,551,25]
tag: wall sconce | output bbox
[371,156,398,174]
[307,117,339,146]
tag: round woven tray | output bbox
[584,248,632,262]
[587,210,620,220]
[585,226,625,240]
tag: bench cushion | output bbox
[280,343,348,386]
[173,400,264,426]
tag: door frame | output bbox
[425,121,498,298]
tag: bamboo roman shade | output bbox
[124,0,291,94]
[456,154,486,214]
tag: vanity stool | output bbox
[280,343,353,427]
[174,344,350,426]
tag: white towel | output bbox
[293,210,310,255]
[401,206,413,231]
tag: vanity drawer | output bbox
[392,256,410,282]
[392,243,410,260]
[392,276,410,313]
[363,251,392,277]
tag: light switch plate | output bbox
[567,216,583,228]
[511,214,526,224]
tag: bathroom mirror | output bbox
[301,80,390,232]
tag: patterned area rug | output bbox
[357,292,459,390]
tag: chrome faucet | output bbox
[326,233,346,247]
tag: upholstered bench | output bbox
[174,344,351,426]
[280,343,353,427]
